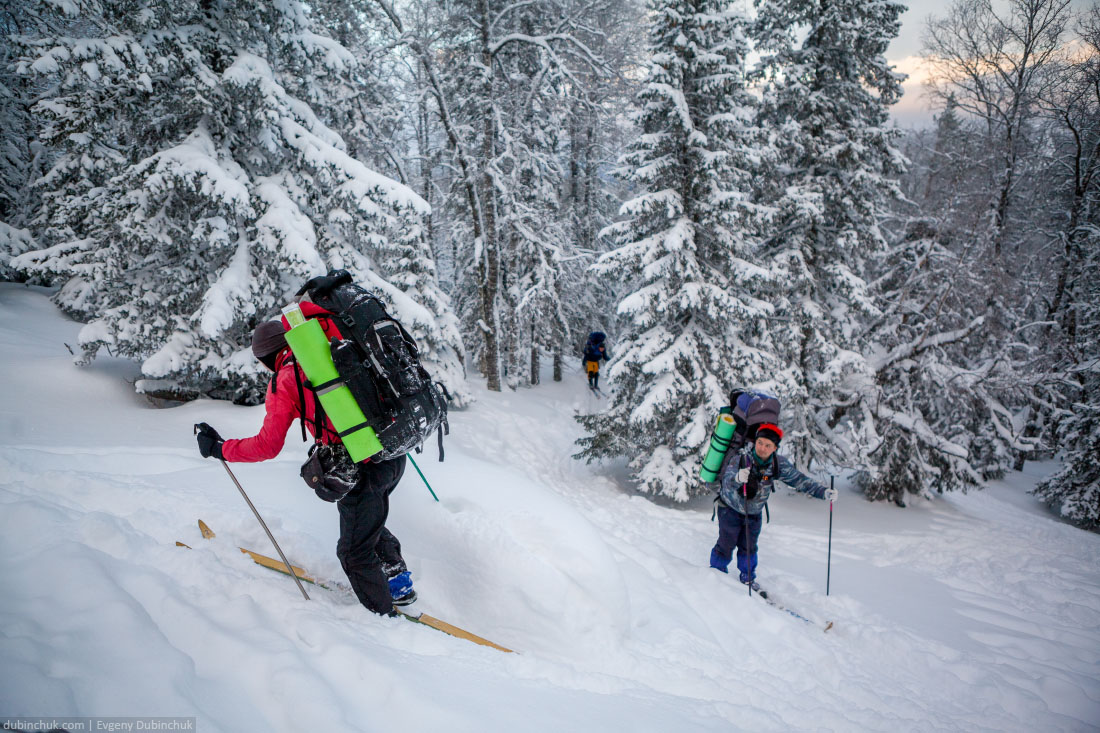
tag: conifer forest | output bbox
[2,0,1098,528]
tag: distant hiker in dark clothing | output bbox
[709,423,837,588]
[194,320,415,615]
[582,331,610,389]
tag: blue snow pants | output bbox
[711,505,762,583]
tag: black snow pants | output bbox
[336,453,408,615]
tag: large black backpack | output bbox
[296,270,449,462]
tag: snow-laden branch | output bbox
[870,315,985,373]
[489,32,603,73]
[490,0,541,31]
[874,403,971,461]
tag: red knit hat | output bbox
[756,423,783,446]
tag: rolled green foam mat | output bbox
[700,412,736,482]
[284,317,383,462]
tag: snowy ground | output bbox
[1,282,1098,732]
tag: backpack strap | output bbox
[435,382,450,462]
[717,444,740,482]
[320,287,403,406]
[712,492,735,521]
[290,358,312,444]
[311,386,326,443]
[270,349,287,394]
[762,454,778,524]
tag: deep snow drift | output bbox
[1,283,1098,732]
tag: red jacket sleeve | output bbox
[221,368,301,463]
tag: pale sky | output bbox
[886,0,1095,128]
[888,0,954,128]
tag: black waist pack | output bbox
[300,442,360,502]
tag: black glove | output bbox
[195,423,224,460]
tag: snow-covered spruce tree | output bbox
[499,143,573,390]
[860,111,1039,503]
[1032,6,1100,530]
[916,96,997,241]
[0,0,53,278]
[575,0,774,501]
[1033,231,1100,529]
[308,0,417,191]
[751,0,906,472]
[859,224,998,502]
[0,221,35,281]
[12,0,456,403]
[0,25,28,230]
[918,0,1076,481]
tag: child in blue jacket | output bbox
[709,423,837,588]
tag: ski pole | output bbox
[743,457,752,597]
[826,475,834,597]
[198,426,310,601]
[217,457,310,598]
[407,454,439,502]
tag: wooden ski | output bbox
[187,519,513,652]
[393,609,513,653]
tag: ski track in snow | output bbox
[2,284,1099,732]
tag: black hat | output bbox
[251,320,288,359]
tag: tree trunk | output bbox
[476,0,501,391]
[530,339,540,386]
[582,112,597,250]
[415,65,438,280]
[368,0,500,388]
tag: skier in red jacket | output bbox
[195,319,415,615]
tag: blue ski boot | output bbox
[737,553,759,591]
[388,571,417,606]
